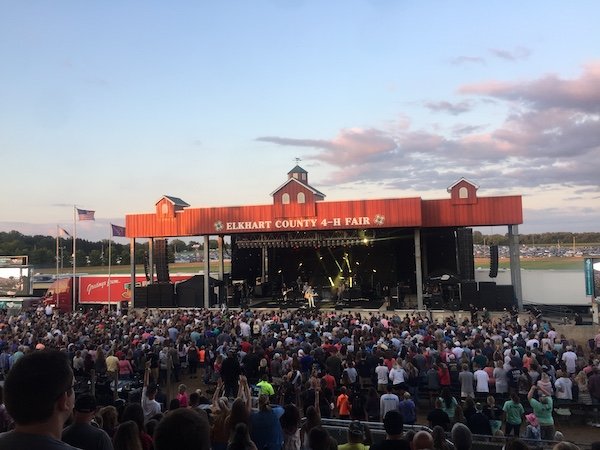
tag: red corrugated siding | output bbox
[421,196,522,227]
[126,198,423,237]
[125,195,522,238]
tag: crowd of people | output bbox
[0,303,599,450]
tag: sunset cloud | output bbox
[259,62,600,195]
[424,100,472,115]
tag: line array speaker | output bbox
[489,245,499,278]
[457,228,475,280]
[154,239,170,283]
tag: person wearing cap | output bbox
[524,413,541,443]
[62,393,113,450]
[0,350,79,450]
[370,410,409,450]
[338,421,369,450]
[466,402,492,436]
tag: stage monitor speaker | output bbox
[457,228,475,280]
[134,287,147,308]
[489,245,499,278]
[154,239,170,283]
[147,284,161,308]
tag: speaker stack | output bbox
[457,228,475,280]
[147,284,161,308]
[489,245,499,278]
[134,287,147,308]
[154,239,170,283]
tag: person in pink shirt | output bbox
[177,384,189,407]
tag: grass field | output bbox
[475,256,585,270]
[51,257,585,277]
[54,261,232,276]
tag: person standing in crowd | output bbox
[458,364,474,399]
[251,395,283,450]
[379,385,399,421]
[502,392,525,437]
[62,393,113,450]
[154,408,211,450]
[527,385,555,441]
[0,350,78,450]
[338,421,369,450]
[427,399,451,431]
[375,359,389,393]
[141,361,161,423]
[370,411,409,450]
[336,387,351,420]
[398,392,416,426]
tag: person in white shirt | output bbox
[380,385,400,419]
[389,363,407,388]
[562,347,577,375]
[239,320,251,338]
[554,370,573,402]
[375,359,390,392]
[474,365,490,394]
[142,361,162,422]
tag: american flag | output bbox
[111,224,126,237]
[77,208,95,221]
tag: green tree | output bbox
[89,249,103,266]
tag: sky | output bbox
[1,1,599,242]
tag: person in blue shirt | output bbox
[250,395,284,450]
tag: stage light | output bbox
[328,276,334,287]
[298,262,303,267]
[355,261,360,265]
[372,269,377,273]
[363,238,369,244]
[278,269,282,274]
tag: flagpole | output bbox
[56,225,60,279]
[108,226,112,312]
[73,206,77,313]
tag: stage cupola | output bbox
[270,165,326,217]
[447,178,479,205]
[156,195,190,218]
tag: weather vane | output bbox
[294,157,302,164]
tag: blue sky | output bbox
[1,1,599,241]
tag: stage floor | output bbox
[249,296,385,310]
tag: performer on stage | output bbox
[305,285,316,308]
[281,283,292,303]
[336,281,346,302]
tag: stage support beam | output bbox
[148,238,154,283]
[129,238,136,311]
[262,246,268,283]
[414,229,424,310]
[508,225,523,310]
[203,235,210,308]
[217,235,224,281]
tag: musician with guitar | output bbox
[281,283,293,303]
[304,285,317,308]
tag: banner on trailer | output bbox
[78,275,191,303]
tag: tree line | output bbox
[472,231,600,246]
[0,231,228,268]
[0,230,598,268]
